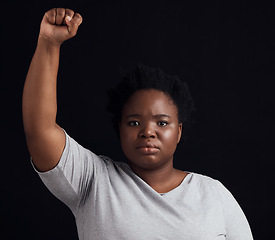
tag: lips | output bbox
[136,143,160,154]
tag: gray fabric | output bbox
[33,130,253,240]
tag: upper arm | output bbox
[31,129,105,213]
[25,124,66,172]
[216,181,254,240]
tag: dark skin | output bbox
[23,7,187,192]
[119,89,188,193]
[23,8,83,172]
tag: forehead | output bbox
[122,89,178,117]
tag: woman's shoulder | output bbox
[186,172,227,194]
[187,172,218,183]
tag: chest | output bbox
[76,176,226,240]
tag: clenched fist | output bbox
[39,8,83,46]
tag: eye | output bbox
[157,121,168,127]
[128,121,140,126]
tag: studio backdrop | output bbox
[1,0,273,239]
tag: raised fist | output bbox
[39,8,83,45]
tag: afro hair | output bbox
[106,64,195,137]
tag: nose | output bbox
[138,124,156,138]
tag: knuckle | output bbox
[74,13,83,24]
[65,8,74,17]
[47,8,56,17]
[74,13,82,19]
[48,8,56,13]
[45,8,56,23]
[57,8,65,16]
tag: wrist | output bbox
[37,34,62,52]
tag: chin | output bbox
[128,157,168,171]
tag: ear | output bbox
[177,123,183,143]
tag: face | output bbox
[119,89,182,171]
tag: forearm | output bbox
[22,36,61,136]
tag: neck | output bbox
[129,160,186,193]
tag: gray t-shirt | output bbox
[33,130,253,240]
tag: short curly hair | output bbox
[106,64,195,137]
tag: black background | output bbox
[1,0,274,239]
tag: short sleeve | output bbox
[215,180,254,240]
[31,130,106,215]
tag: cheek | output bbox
[160,128,179,145]
[119,129,138,160]
[119,127,136,147]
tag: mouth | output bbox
[136,144,160,154]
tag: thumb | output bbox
[65,13,83,37]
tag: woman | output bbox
[22,8,253,240]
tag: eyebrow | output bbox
[126,114,171,118]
